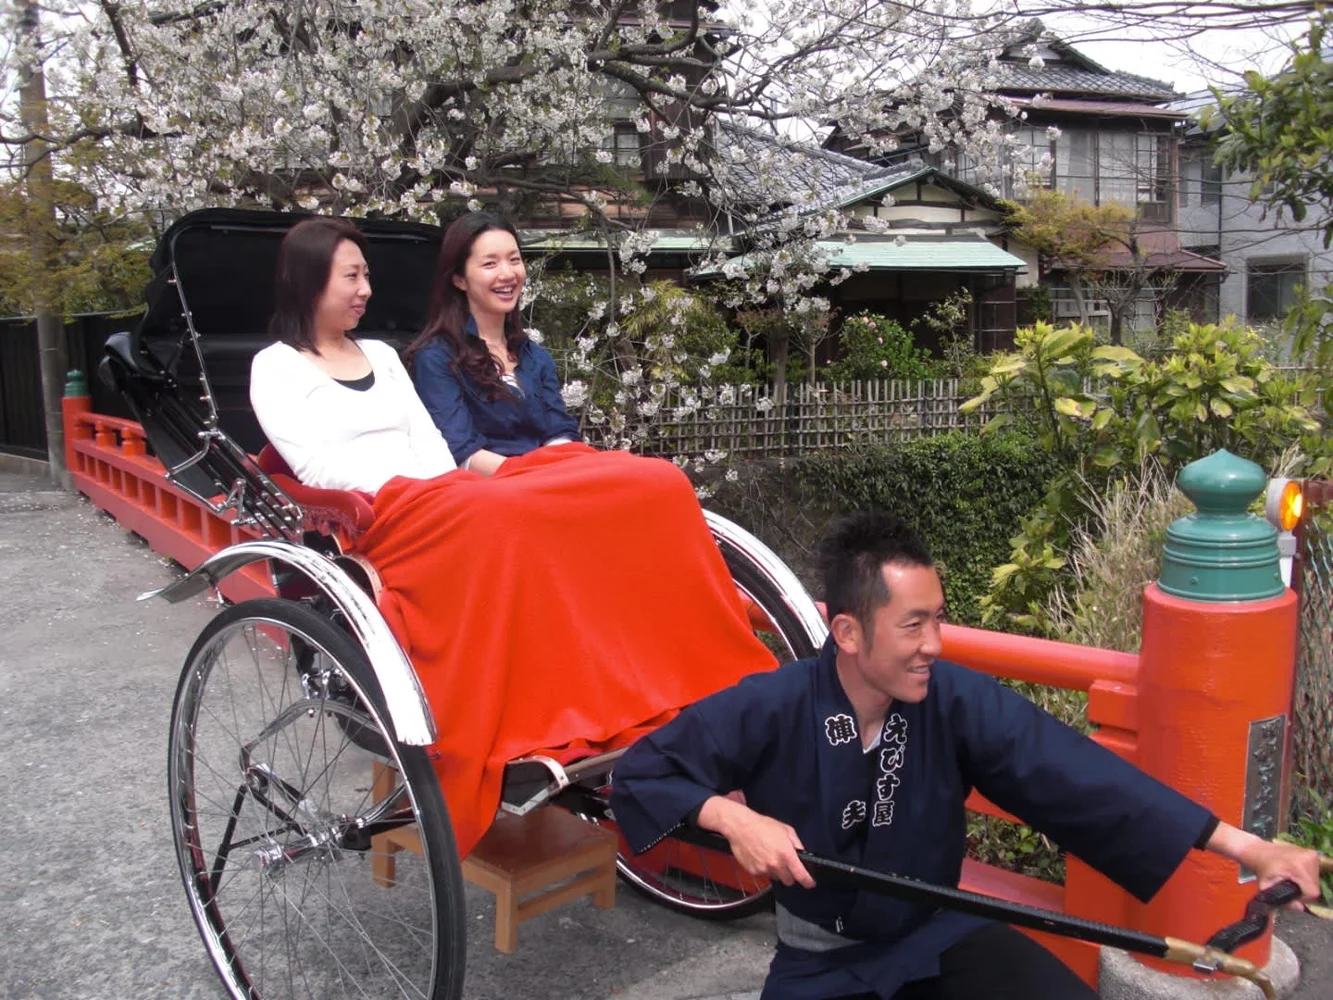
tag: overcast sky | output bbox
[1041,10,1306,96]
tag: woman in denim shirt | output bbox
[408,212,580,474]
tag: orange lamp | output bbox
[1264,478,1304,532]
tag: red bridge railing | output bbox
[62,395,274,603]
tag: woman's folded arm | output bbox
[413,344,488,466]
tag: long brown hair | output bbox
[406,211,526,400]
[269,216,368,354]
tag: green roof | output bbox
[692,238,1026,279]
[823,239,1026,270]
[522,233,723,254]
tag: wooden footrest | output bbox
[369,762,617,953]
[463,808,618,953]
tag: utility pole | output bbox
[18,0,69,486]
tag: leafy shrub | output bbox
[705,432,1061,627]
[1043,462,1193,654]
[1280,791,1333,903]
[528,272,762,385]
[1018,284,1053,324]
[912,289,985,382]
[961,319,1329,630]
[824,312,937,383]
[967,817,1064,883]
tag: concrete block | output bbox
[0,452,51,479]
[1100,937,1299,999]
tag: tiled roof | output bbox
[989,61,1177,101]
[713,122,904,210]
[523,232,719,253]
[1097,246,1226,273]
[713,123,1010,239]
[1012,97,1184,119]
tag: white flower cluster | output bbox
[561,380,590,409]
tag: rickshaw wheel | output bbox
[612,537,823,920]
[168,598,465,1000]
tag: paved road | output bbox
[0,470,1328,1000]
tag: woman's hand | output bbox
[466,450,507,476]
[696,794,815,889]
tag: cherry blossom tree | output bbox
[0,0,1031,473]
[3,1,1316,476]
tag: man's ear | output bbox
[829,612,862,656]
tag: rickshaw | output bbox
[101,209,828,1000]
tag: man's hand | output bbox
[1206,822,1323,906]
[696,794,815,889]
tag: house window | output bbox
[952,150,976,186]
[1246,258,1306,322]
[1092,132,1172,219]
[1055,128,1096,203]
[1014,126,1054,191]
[605,124,642,168]
[1178,155,1196,207]
[1200,159,1222,206]
[1178,151,1219,209]
[1135,134,1170,205]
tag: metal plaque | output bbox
[1239,713,1288,883]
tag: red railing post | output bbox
[60,370,92,477]
[1134,451,1298,974]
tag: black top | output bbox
[334,372,376,392]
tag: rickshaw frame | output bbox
[103,209,828,1000]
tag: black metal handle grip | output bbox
[1203,879,1303,954]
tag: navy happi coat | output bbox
[610,639,1213,999]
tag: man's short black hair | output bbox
[817,511,934,626]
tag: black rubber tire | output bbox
[168,598,466,1000]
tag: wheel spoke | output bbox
[169,600,463,1000]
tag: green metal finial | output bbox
[63,369,89,398]
[1159,450,1284,602]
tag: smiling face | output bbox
[313,238,371,338]
[832,562,946,707]
[451,228,525,321]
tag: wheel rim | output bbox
[169,613,441,1000]
[613,834,771,913]
[607,561,791,916]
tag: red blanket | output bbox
[358,444,778,857]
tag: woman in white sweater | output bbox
[249,217,455,494]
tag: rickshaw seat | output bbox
[100,332,302,539]
[255,445,377,537]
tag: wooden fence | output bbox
[583,368,1322,460]
[584,379,1010,458]
[0,312,137,459]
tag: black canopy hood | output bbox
[134,209,445,452]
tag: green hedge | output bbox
[706,432,1062,626]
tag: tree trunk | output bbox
[769,328,790,450]
[1068,274,1090,326]
[19,2,68,487]
[770,330,790,405]
[1108,307,1124,345]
